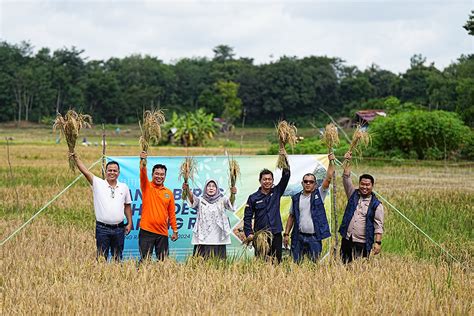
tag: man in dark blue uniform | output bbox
[243,149,290,263]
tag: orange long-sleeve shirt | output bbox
[140,166,177,236]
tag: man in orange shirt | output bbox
[139,151,178,261]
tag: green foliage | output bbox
[198,80,242,127]
[381,96,423,114]
[216,80,242,125]
[174,57,213,110]
[370,110,470,159]
[460,130,474,160]
[0,40,473,128]
[455,78,474,126]
[212,44,235,62]
[167,108,220,146]
[463,10,474,35]
[39,115,55,125]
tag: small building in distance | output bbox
[336,110,387,129]
[355,109,387,126]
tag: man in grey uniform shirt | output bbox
[339,151,384,263]
[283,153,335,262]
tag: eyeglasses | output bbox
[110,187,115,198]
[303,180,315,184]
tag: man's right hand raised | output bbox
[140,151,147,168]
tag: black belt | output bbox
[96,221,125,229]
[299,231,317,237]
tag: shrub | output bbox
[166,109,220,146]
[370,110,470,160]
[460,130,474,160]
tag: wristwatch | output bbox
[283,233,289,237]
[375,240,382,245]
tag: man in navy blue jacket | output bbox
[283,153,335,262]
[243,149,290,263]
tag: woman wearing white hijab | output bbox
[182,179,237,259]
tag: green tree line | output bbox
[0,41,473,126]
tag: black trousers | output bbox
[254,232,282,264]
[340,235,368,264]
[139,229,169,261]
[193,245,227,259]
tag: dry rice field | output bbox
[1,137,473,314]
[1,218,472,314]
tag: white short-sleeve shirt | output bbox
[92,176,132,225]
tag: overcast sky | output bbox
[1,0,472,73]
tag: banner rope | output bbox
[0,158,102,247]
[333,158,461,264]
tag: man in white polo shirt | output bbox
[72,152,132,261]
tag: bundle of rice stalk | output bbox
[349,124,371,153]
[139,110,166,153]
[243,229,273,257]
[178,157,197,201]
[276,120,297,169]
[321,123,340,154]
[228,157,240,205]
[53,110,92,172]
[344,125,371,167]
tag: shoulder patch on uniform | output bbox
[164,193,170,199]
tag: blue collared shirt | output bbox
[243,168,291,236]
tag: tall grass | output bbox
[1,219,471,314]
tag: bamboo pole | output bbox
[101,124,106,179]
[331,156,338,258]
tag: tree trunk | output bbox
[26,94,33,122]
[24,91,30,122]
[13,87,22,126]
[56,89,61,113]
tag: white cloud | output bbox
[0,0,472,73]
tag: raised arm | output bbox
[182,182,194,205]
[321,152,335,190]
[276,148,291,196]
[342,151,355,198]
[139,151,149,192]
[140,150,147,168]
[70,152,93,185]
[225,186,238,210]
[343,151,352,177]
